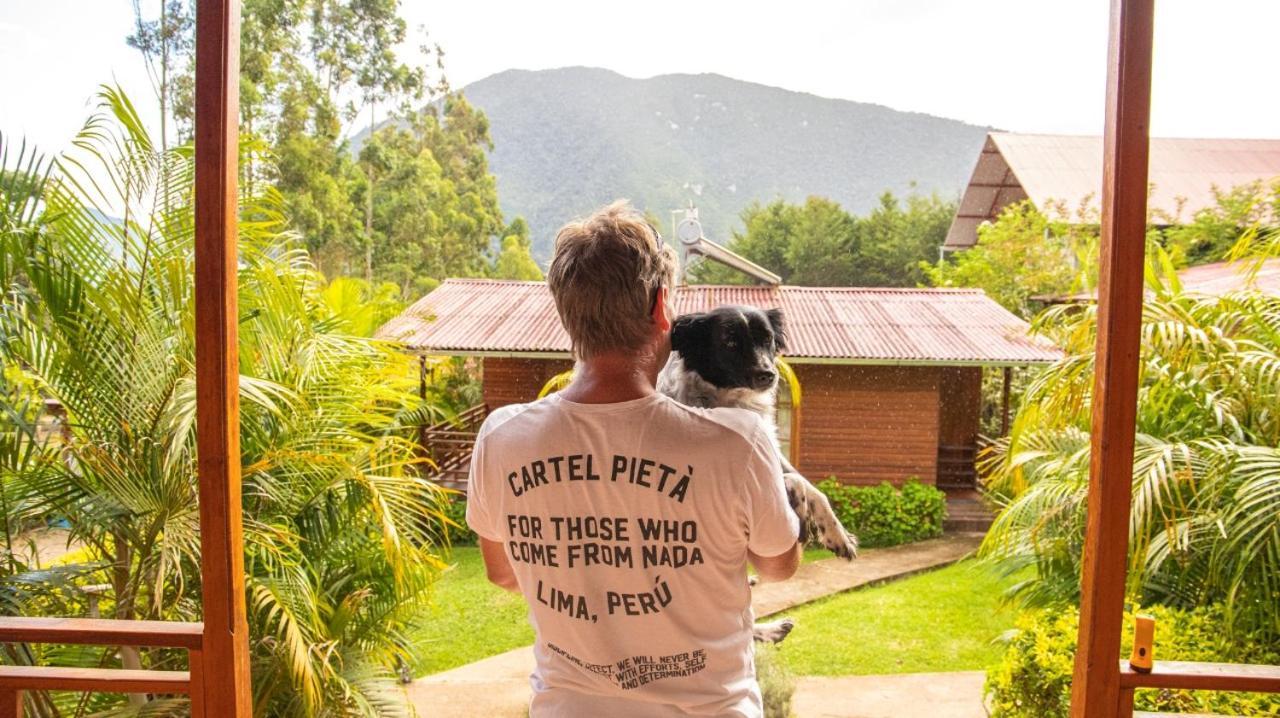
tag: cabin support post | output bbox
[1116,687,1136,718]
[193,0,252,716]
[0,688,20,718]
[1069,0,1154,716]
[1000,366,1012,437]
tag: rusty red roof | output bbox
[1177,258,1280,296]
[1057,258,1280,302]
[947,133,1280,250]
[376,279,1062,366]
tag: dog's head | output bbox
[670,305,787,391]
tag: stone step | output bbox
[944,496,994,533]
[944,516,994,533]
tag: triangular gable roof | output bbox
[946,132,1280,250]
[375,279,1062,367]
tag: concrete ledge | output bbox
[792,671,987,718]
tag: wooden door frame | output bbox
[185,0,1157,714]
[1070,0,1155,715]
[193,0,252,715]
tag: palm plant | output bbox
[980,244,1280,640]
[0,88,450,716]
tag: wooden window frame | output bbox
[190,0,253,714]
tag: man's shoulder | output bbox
[663,400,766,447]
[478,397,557,439]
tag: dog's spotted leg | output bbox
[783,472,858,560]
[752,618,796,644]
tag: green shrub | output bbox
[441,495,478,546]
[817,478,947,548]
[755,643,795,718]
[986,604,1280,717]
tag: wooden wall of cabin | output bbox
[791,364,940,486]
[481,357,574,409]
[478,358,982,490]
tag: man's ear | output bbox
[670,312,710,357]
[766,308,787,352]
[652,286,672,332]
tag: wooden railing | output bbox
[1118,660,1280,717]
[0,617,204,717]
[419,403,488,491]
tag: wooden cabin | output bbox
[375,280,1061,496]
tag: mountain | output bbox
[360,67,992,262]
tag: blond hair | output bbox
[547,201,678,360]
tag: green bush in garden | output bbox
[441,495,478,546]
[986,604,1280,717]
[816,478,947,548]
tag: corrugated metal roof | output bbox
[1058,258,1280,302]
[946,133,1280,249]
[376,279,1062,366]
[1177,258,1280,296]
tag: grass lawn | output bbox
[408,546,534,675]
[770,559,1023,675]
[408,547,1018,678]
[408,545,838,676]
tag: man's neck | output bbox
[558,352,661,404]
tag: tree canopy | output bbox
[130,0,519,297]
[688,192,955,287]
[922,201,1095,318]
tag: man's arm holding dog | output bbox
[467,423,524,593]
[480,538,520,593]
[748,542,802,582]
[744,422,802,582]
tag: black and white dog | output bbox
[657,305,859,643]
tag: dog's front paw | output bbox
[752,617,796,644]
[819,522,859,561]
[810,491,858,560]
[786,472,858,560]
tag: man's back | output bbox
[467,392,799,716]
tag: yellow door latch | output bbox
[1130,614,1155,673]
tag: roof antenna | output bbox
[674,201,780,286]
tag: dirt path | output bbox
[10,527,82,566]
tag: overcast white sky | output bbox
[1,0,1277,157]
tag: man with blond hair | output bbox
[467,200,801,716]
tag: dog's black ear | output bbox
[671,312,711,357]
[766,308,787,352]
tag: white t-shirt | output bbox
[466,392,799,717]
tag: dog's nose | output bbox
[751,369,777,389]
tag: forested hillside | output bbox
[359,67,991,260]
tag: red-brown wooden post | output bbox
[0,688,20,718]
[193,0,252,716]
[1117,687,1136,718]
[1070,0,1155,715]
[188,647,206,718]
